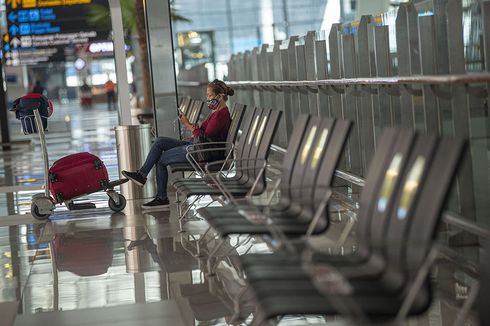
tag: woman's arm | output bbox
[193,109,229,139]
[179,114,198,132]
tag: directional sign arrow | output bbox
[8,25,19,36]
[10,37,20,48]
[8,12,17,23]
[6,0,21,10]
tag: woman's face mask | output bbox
[206,95,221,110]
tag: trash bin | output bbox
[115,125,155,200]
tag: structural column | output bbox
[145,0,179,137]
[109,0,132,125]
[0,61,11,150]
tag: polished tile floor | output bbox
[0,101,480,325]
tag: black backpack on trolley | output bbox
[11,93,53,134]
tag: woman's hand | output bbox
[179,113,194,131]
[178,113,190,125]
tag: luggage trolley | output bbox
[10,94,128,220]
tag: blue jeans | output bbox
[139,137,191,200]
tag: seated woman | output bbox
[122,79,234,210]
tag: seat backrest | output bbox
[185,100,197,121]
[180,97,192,115]
[371,136,465,296]
[367,129,416,252]
[188,101,204,125]
[246,109,282,193]
[218,103,246,162]
[304,119,352,231]
[240,108,273,185]
[352,128,404,252]
[293,117,335,219]
[403,137,465,277]
[225,103,247,150]
[234,106,258,150]
[234,107,264,179]
[383,134,438,275]
[285,116,322,207]
[278,114,311,205]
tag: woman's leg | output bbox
[139,137,190,176]
[154,145,189,200]
[123,137,190,187]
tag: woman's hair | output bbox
[208,79,234,100]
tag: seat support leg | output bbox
[396,247,439,322]
[179,195,202,220]
[333,217,356,254]
[206,237,226,275]
[452,282,479,326]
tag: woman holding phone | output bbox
[122,79,234,210]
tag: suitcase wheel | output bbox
[56,193,64,203]
[108,193,126,212]
[31,203,50,220]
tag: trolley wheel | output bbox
[108,194,126,212]
[31,203,50,220]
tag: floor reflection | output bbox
[8,209,243,324]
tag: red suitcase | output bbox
[48,152,109,203]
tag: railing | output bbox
[227,73,490,88]
[178,81,205,87]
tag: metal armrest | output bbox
[230,186,333,253]
[205,158,267,180]
[301,243,441,325]
[207,158,267,179]
[184,146,237,177]
[302,261,370,324]
[186,141,235,152]
[269,186,333,236]
[205,158,267,170]
[204,159,268,205]
[187,145,228,154]
[186,146,231,155]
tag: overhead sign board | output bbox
[3,0,111,66]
